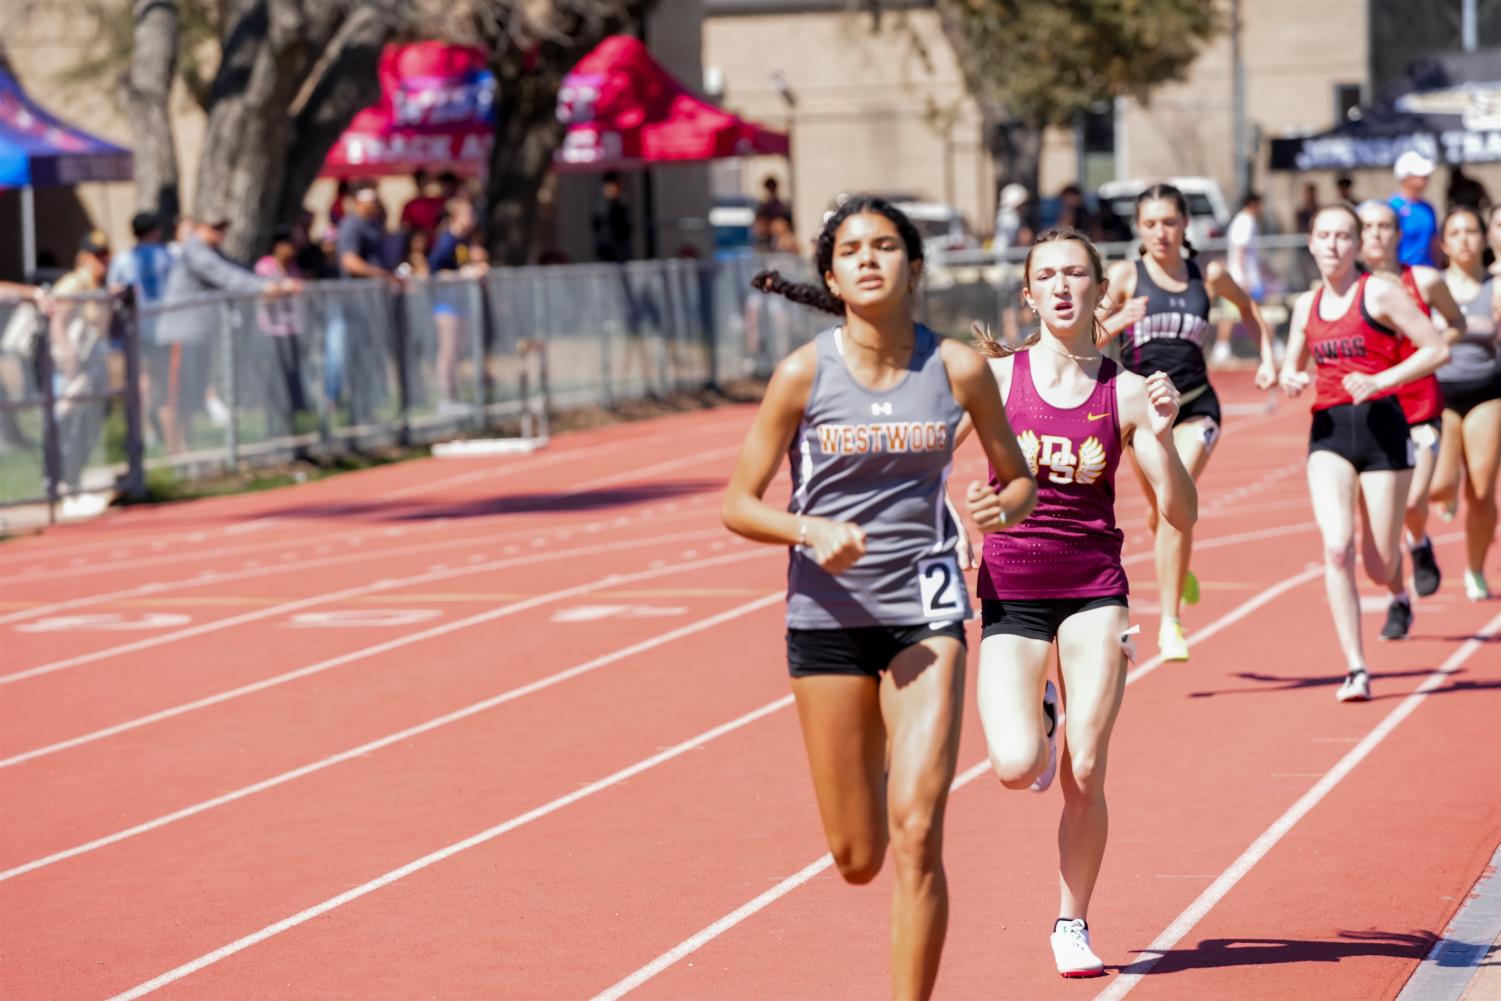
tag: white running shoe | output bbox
[1465,570,1492,602]
[1030,681,1060,793]
[1159,620,1189,662]
[1336,669,1372,703]
[1050,918,1105,978]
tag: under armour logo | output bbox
[1170,297,1186,308]
[871,402,894,416]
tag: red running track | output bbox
[0,373,1495,1000]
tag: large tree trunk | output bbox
[485,48,571,267]
[126,0,181,228]
[192,0,303,262]
[985,113,1043,215]
[194,0,397,263]
[274,4,392,228]
[480,1,650,266]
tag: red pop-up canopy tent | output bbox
[555,35,789,170]
[322,36,789,178]
[322,42,493,178]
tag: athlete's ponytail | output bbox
[1134,183,1198,259]
[750,269,844,316]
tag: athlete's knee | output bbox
[828,834,885,885]
[989,742,1043,789]
[1322,538,1356,572]
[1063,746,1107,802]
[887,802,942,877]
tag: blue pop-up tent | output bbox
[0,70,131,276]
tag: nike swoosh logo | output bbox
[1087,412,1109,421]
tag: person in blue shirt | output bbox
[107,212,175,446]
[1389,151,1440,268]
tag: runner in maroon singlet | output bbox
[1280,204,1448,702]
[957,229,1197,978]
[1356,200,1466,638]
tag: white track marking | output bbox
[0,548,775,768]
[0,528,727,686]
[11,443,738,584]
[105,693,796,1001]
[0,506,712,626]
[590,759,994,1001]
[589,562,1334,998]
[1095,611,1501,1001]
[0,593,782,882]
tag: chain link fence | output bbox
[0,238,1315,521]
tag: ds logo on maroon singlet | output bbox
[1017,430,1107,486]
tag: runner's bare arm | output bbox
[721,343,866,573]
[1412,265,1466,342]
[1099,260,1143,343]
[1344,277,1449,403]
[943,340,1037,533]
[1119,369,1197,532]
[1206,259,1277,389]
[1280,292,1315,397]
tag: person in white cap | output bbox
[1389,150,1440,267]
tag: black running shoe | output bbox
[1410,539,1441,597]
[1379,598,1412,641]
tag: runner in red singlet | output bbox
[1280,205,1449,702]
[1356,200,1466,638]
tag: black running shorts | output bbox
[787,621,967,679]
[980,595,1129,643]
[1308,397,1413,473]
[1439,372,1501,419]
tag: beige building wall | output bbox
[704,8,1003,250]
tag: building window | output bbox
[1334,83,1364,123]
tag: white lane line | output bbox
[105,693,796,1001]
[590,758,994,1001]
[0,593,783,883]
[590,562,1329,998]
[568,446,742,493]
[0,527,727,686]
[1095,610,1501,1001]
[385,413,752,499]
[0,497,715,626]
[0,548,776,769]
[12,441,739,584]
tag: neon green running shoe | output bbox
[1182,569,1201,606]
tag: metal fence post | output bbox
[119,292,146,500]
[221,301,239,468]
[36,323,61,523]
[472,276,488,432]
[391,284,411,447]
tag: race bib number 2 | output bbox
[917,554,965,620]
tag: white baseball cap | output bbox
[999,183,1029,209]
[1393,151,1435,179]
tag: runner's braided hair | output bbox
[751,196,925,316]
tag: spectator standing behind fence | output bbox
[159,216,299,450]
[401,169,447,240]
[107,212,174,448]
[1390,152,1441,268]
[428,198,486,416]
[1218,192,1267,364]
[593,170,634,263]
[1295,182,1319,234]
[48,231,113,517]
[254,229,309,438]
[334,184,401,423]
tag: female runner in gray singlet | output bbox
[722,197,1036,1000]
[1430,206,1501,600]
